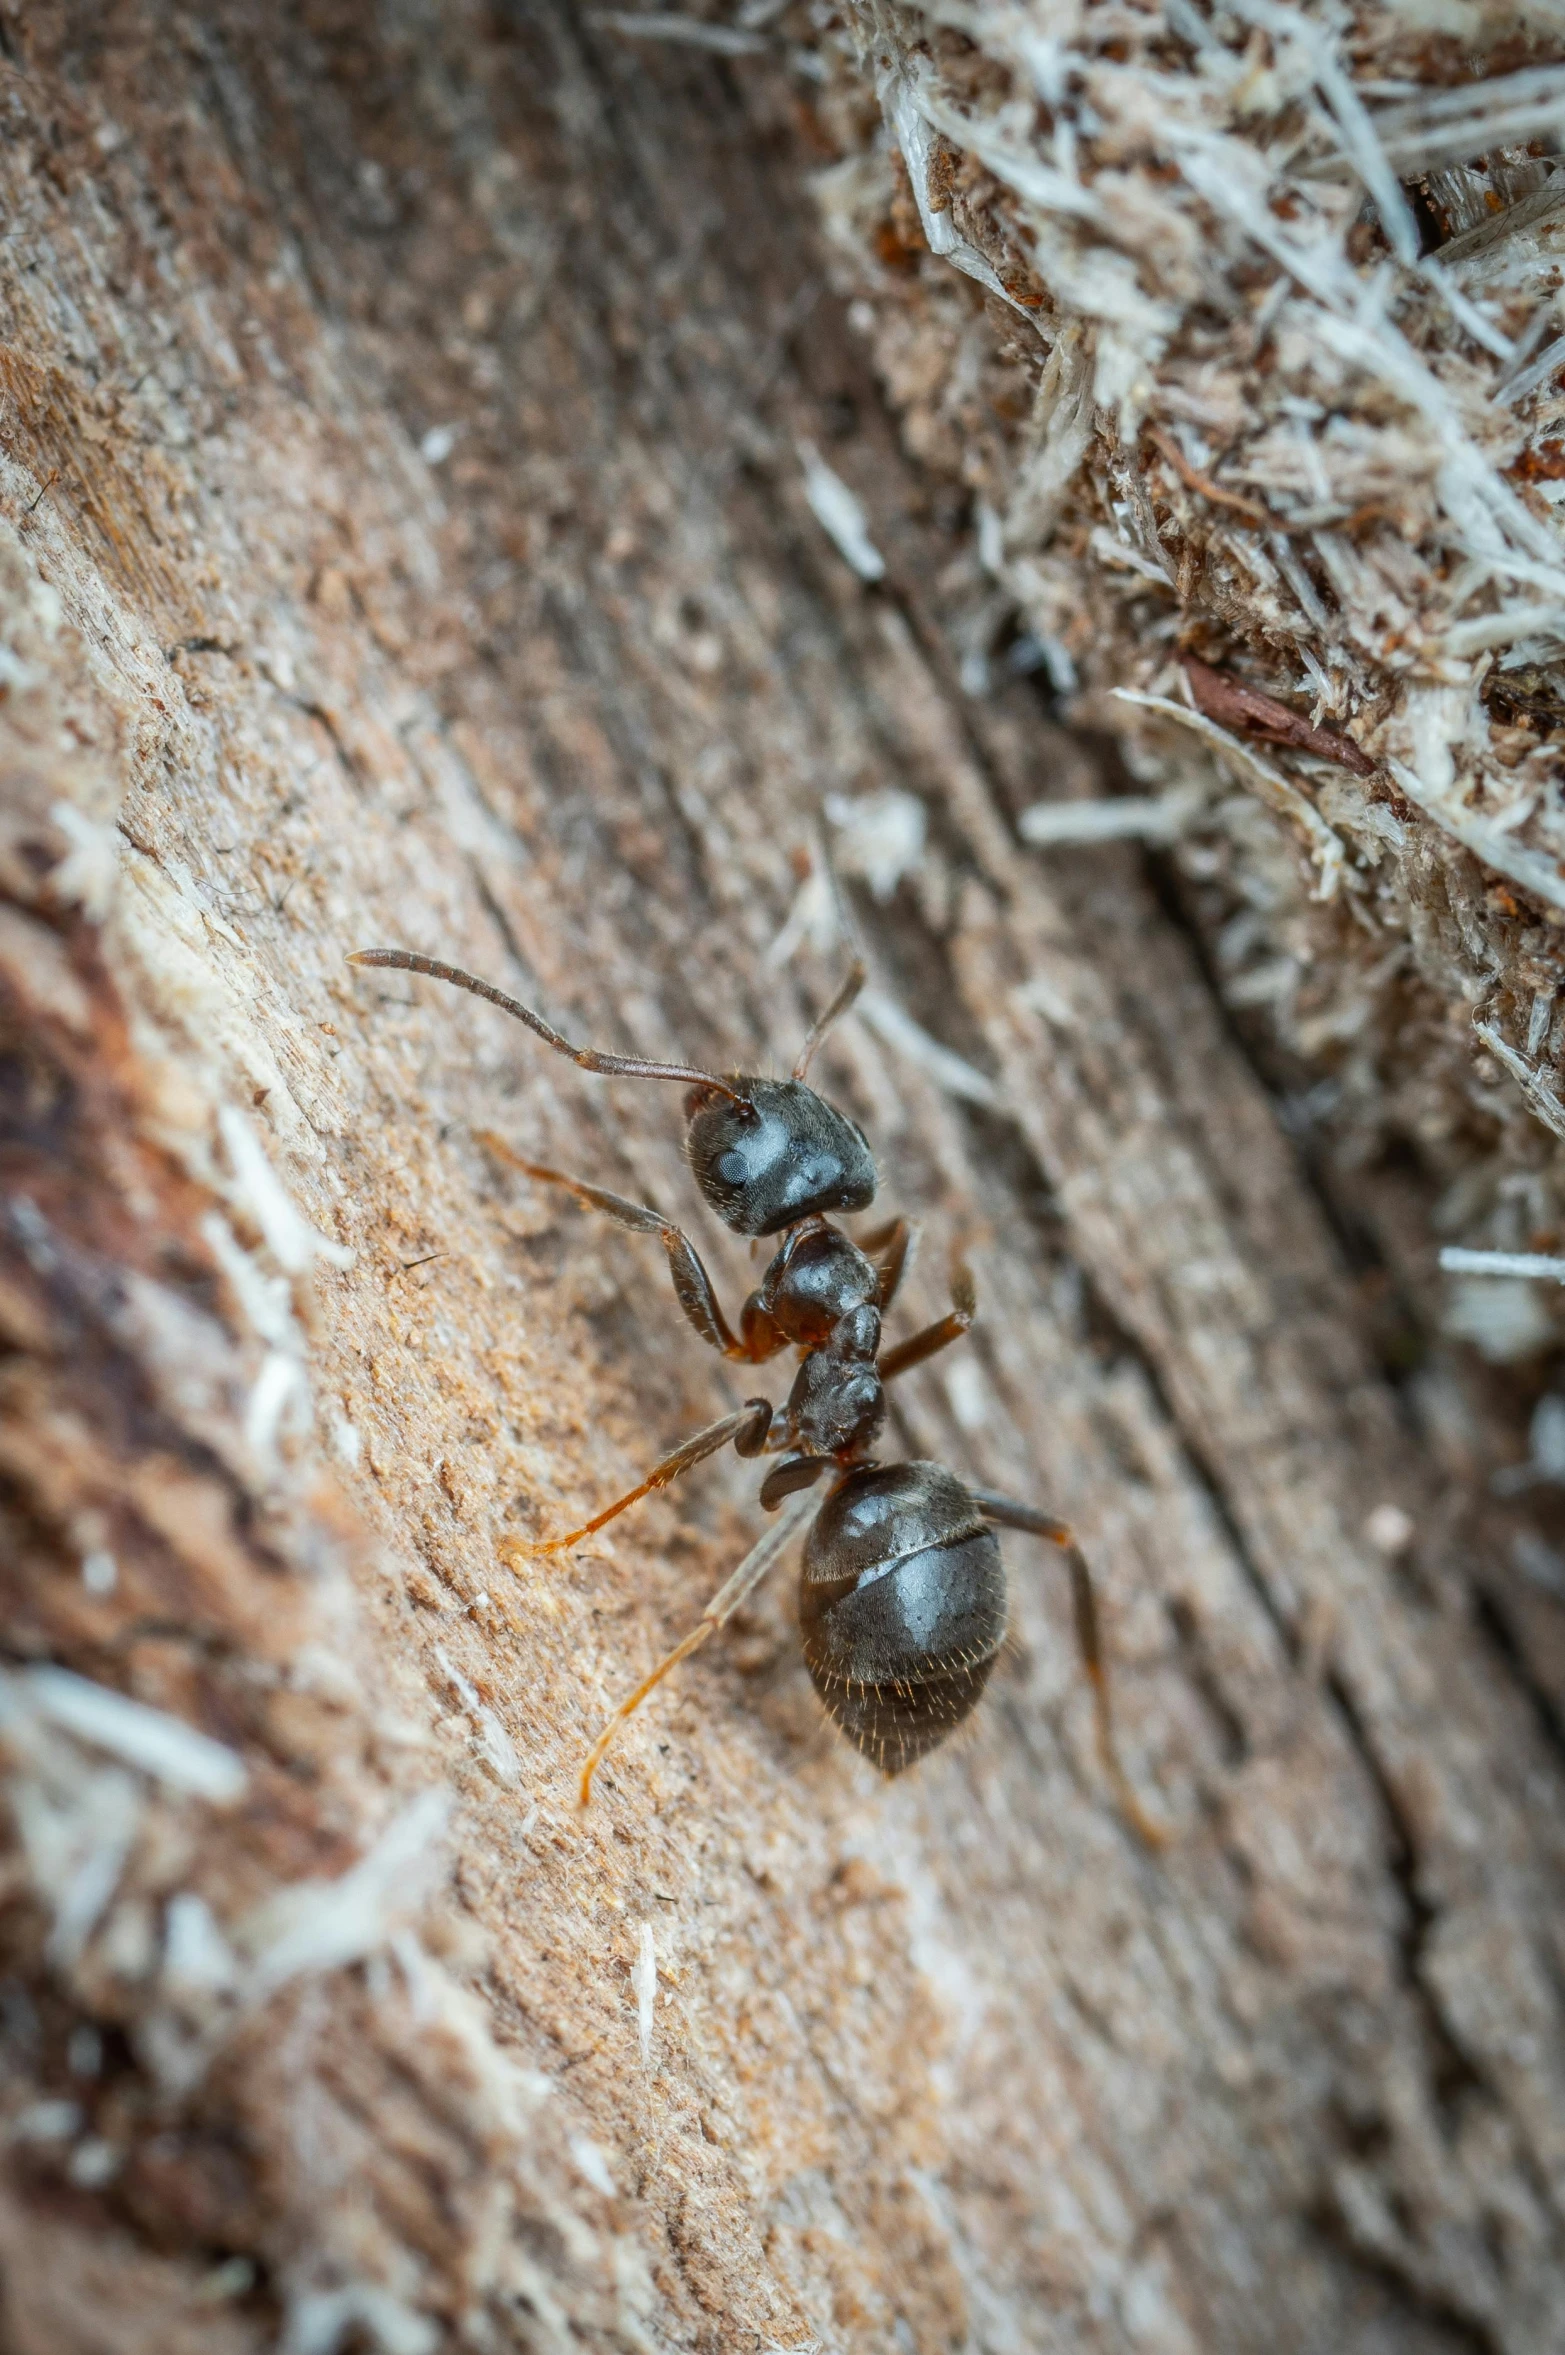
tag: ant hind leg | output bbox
[971,1486,1168,1851]
[577,1490,818,1806]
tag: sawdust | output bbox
[770,0,1565,1353]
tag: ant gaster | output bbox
[348,947,1163,1844]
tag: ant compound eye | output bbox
[686,1079,875,1237]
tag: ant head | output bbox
[346,950,878,1238]
[684,1078,876,1237]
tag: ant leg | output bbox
[757,1453,831,1510]
[477,1133,756,1359]
[579,1490,818,1805]
[507,1398,772,1558]
[878,1261,975,1381]
[969,1487,1167,1851]
[857,1216,916,1312]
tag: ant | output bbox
[348,946,1164,1844]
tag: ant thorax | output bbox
[743,1220,886,1464]
[741,1220,880,1353]
[783,1337,885,1461]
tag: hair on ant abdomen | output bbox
[348,945,1164,1845]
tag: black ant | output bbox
[348,946,1163,1843]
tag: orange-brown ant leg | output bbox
[878,1261,975,1381]
[969,1487,1168,1851]
[507,1398,771,1559]
[578,1491,817,1806]
[476,1134,774,1360]
[857,1216,916,1312]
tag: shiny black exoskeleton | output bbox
[799,1462,1006,1772]
[348,945,1161,1840]
[685,1079,875,1235]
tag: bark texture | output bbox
[1,8,1563,2353]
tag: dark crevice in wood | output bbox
[1133,813,1432,1401]
[1307,2197,1505,2355]
[859,932,1307,1684]
[1134,834,1565,1763]
[1325,1664,1492,2139]
[1167,1594,1250,1767]
[1472,1580,1565,1777]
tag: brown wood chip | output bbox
[1182,656,1378,777]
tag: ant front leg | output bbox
[878,1260,975,1382]
[477,1133,770,1361]
[506,1398,772,1558]
[970,1487,1168,1851]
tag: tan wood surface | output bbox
[0,9,1561,2351]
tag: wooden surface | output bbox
[0,8,1562,2351]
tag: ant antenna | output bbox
[348,949,749,1107]
[793,957,866,1081]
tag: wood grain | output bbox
[0,8,1560,2351]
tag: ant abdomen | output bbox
[798,1462,1007,1775]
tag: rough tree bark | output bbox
[1,8,1562,2353]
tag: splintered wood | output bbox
[821,1,1565,1365]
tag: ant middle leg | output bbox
[478,1133,774,1361]
[505,1397,772,1558]
[857,1216,916,1312]
[878,1261,975,1381]
[970,1487,1167,1850]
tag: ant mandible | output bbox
[348,946,1164,1845]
